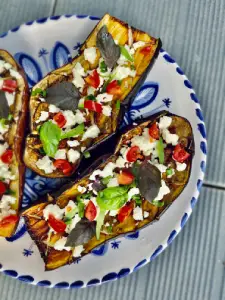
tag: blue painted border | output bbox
[0,15,207,290]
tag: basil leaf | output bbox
[157,137,165,164]
[65,219,96,247]
[120,45,134,62]
[96,210,105,240]
[135,161,161,204]
[96,25,120,69]
[97,186,128,210]
[39,121,61,157]
[78,202,85,218]
[61,123,84,140]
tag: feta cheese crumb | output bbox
[84,47,97,64]
[162,129,179,146]
[102,105,112,116]
[133,41,146,50]
[5,92,15,106]
[54,237,71,251]
[49,104,60,113]
[81,125,100,141]
[128,187,140,200]
[158,116,172,130]
[74,109,85,124]
[154,180,170,201]
[73,245,84,257]
[36,111,49,123]
[113,66,136,80]
[0,143,8,156]
[143,211,149,219]
[67,149,80,163]
[43,204,64,220]
[66,214,81,233]
[176,162,187,171]
[36,156,56,174]
[67,140,80,148]
[89,162,116,181]
[54,149,66,160]
[96,93,113,103]
[133,206,143,221]
[154,163,167,173]
[107,177,119,187]
[77,185,87,193]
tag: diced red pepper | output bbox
[148,123,159,140]
[48,214,66,233]
[85,200,97,221]
[117,202,134,223]
[0,215,19,227]
[1,149,13,164]
[172,144,190,163]
[53,159,73,175]
[53,112,66,128]
[84,100,102,113]
[117,171,134,185]
[140,46,152,55]
[106,80,121,95]
[0,181,7,195]
[126,146,140,162]
[85,69,100,89]
[1,79,17,93]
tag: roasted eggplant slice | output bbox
[0,50,29,237]
[24,13,162,178]
[22,111,194,270]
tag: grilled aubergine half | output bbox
[23,13,162,178]
[0,50,29,237]
[22,111,194,271]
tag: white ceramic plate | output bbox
[0,15,207,288]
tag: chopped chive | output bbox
[41,90,47,97]
[84,151,91,159]
[166,168,173,176]
[116,100,120,110]
[100,61,107,73]
[132,194,142,206]
[107,225,113,233]
[152,200,165,207]
[120,45,134,62]
[86,94,96,101]
[7,114,13,121]
[78,202,85,218]
[157,137,164,164]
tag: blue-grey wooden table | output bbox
[0,0,224,299]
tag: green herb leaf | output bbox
[86,94,96,101]
[7,114,13,121]
[166,168,173,176]
[76,192,92,202]
[65,207,78,221]
[152,200,165,207]
[100,61,108,73]
[157,137,165,164]
[39,121,61,157]
[131,64,136,70]
[84,151,91,159]
[78,202,85,218]
[31,88,47,98]
[116,100,121,110]
[101,175,112,185]
[132,194,142,206]
[97,186,129,210]
[61,123,85,140]
[106,225,113,233]
[96,210,105,240]
[120,45,134,62]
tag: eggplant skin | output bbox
[23,13,162,178]
[0,50,29,237]
[22,111,194,271]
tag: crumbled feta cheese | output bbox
[0,195,16,221]
[128,188,140,200]
[109,210,119,217]
[0,143,8,156]
[0,160,15,180]
[54,237,71,251]
[84,47,97,64]
[167,169,175,178]
[72,74,85,89]
[65,200,77,212]
[66,214,81,233]
[96,93,113,103]
[81,146,86,152]
[67,140,80,148]
[39,97,46,102]
[0,195,16,205]
[78,98,85,108]
[5,92,15,106]
[4,63,12,70]
[154,163,167,173]
[73,245,84,257]
[81,125,100,141]
[54,149,66,160]
[43,204,64,220]
[113,66,136,80]
[176,162,187,171]
[49,104,60,113]
[143,211,149,219]
[154,180,170,201]
[72,62,86,77]
[133,41,146,50]
[115,156,127,168]
[102,105,112,117]
[89,162,116,181]
[107,177,119,187]
[158,116,172,130]
[74,109,85,124]
[10,69,22,79]
[97,58,112,77]
[87,86,96,95]
[162,129,179,146]
[62,110,77,128]
[67,149,80,163]
[133,206,143,221]
[131,128,157,156]
[77,185,87,194]
[36,111,49,123]
[36,156,56,174]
